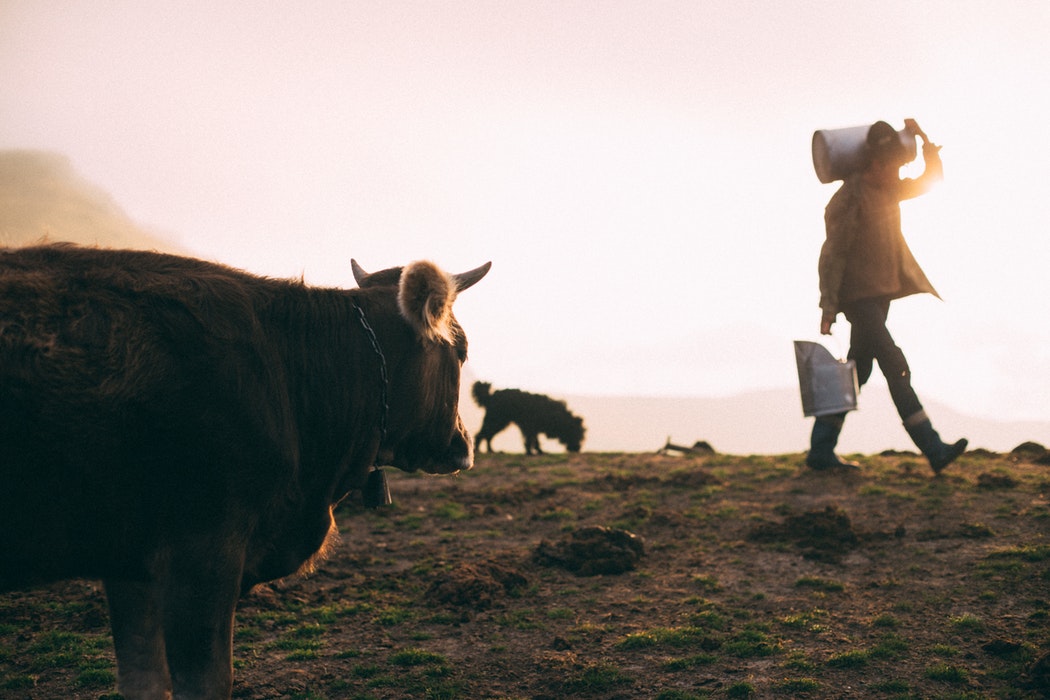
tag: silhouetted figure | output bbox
[810,119,967,474]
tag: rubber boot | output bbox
[806,415,860,471]
[904,412,968,475]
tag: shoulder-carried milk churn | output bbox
[811,124,916,183]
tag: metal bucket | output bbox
[811,124,917,183]
[794,340,859,417]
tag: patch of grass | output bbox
[561,661,633,693]
[930,643,959,657]
[567,621,609,645]
[268,623,328,661]
[773,677,820,695]
[40,599,98,616]
[613,505,653,530]
[924,662,968,683]
[1,675,37,690]
[781,650,816,672]
[689,610,728,631]
[235,626,263,642]
[25,631,111,673]
[713,505,740,520]
[395,513,426,530]
[826,649,868,669]
[691,574,722,593]
[432,501,470,521]
[270,638,324,653]
[870,612,900,628]
[890,599,914,613]
[309,601,373,623]
[977,544,1050,581]
[375,605,415,626]
[244,609,298,627]
[364,663,462,699]
[291,623,325,639]
[859,483,916,502]
[778,609,827,631]
[794,576,845,593]
[662,653,718,670]
[617,626,715,650]
[496,609,543,631]
[422,611,459,626]
[869,633,910,660]
[350,663,381,678]
[723,629,781,658]
[545,607,575,620]
[389,648,448,667]
[949,613,984,633]
[726,681,756,698]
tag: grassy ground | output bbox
[1,448,1048,699]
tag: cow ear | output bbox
[398,261,457,343]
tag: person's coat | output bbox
[818,145,943,317]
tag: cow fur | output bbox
[0,244,489,699]
[472,381,585,454]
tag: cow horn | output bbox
[453,262,491,292]
[350,259,369,286]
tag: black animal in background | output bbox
[472,381,585,454]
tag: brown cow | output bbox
[0,244,489,699]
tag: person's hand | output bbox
[904,118,929,142]
[820,314,834,335]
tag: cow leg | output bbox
[105,578,172,700]
[162,549,243,700]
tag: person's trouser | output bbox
[842,298,923,421]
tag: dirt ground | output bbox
[2,447,1048,699]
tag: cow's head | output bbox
[352,259,490,475]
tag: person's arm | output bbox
[900,118,943,200]
[817,185,856,333]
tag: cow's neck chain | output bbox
[352,301,389,451]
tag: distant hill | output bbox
[459,378,1050,456]
[0,150,180,252]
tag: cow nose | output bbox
[440,431,473,474]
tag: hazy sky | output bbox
[3,1,1049,425]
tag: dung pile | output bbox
[424,560,528,610]
[747,505,860,563]
[534,526,645,576]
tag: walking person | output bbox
[808,119,967,474]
